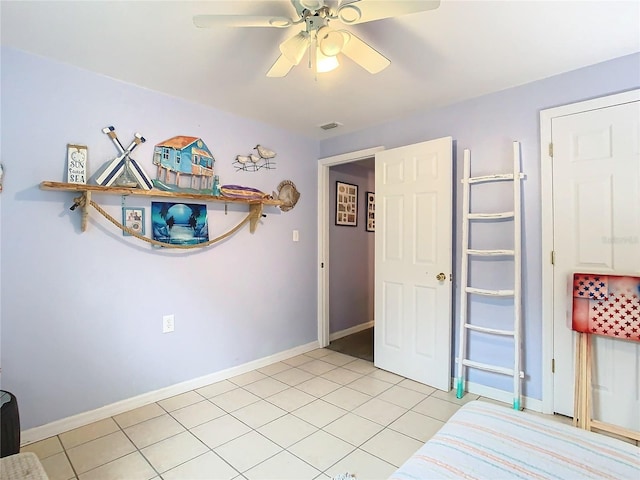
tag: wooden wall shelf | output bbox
[40,181,282,235]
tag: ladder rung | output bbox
[465,173,515,184]
[468,212,514,219]
[466,249,514,256]
[465,324,514,336]
[462,359,513,376]
[462,173,525,185]
[465,287,515,297]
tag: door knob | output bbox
[436,272,446,281]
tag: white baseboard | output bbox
[21,341,319,446]
[329,320,374,342]
[460,378,543,412]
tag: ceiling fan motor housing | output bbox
[304,10,344,56]
[305,14,327,33]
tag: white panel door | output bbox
[374,137,453,390]
[552,100,640,428]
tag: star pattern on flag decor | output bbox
[572,273,640,341]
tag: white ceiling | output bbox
[2,1,639,140]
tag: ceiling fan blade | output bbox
[266,55,295,77]
[339,31,390,74]
[193,15,294,28]
[337,0,440,25]
[280,31,311,65]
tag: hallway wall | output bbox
[329,162,375,334]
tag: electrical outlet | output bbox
[162,314,174,333]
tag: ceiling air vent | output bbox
[319,122,343,131]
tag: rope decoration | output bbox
[85,197,253,249]
[71,194,87,211]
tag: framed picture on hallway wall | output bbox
[366,191,375,232]
[335,181,358,226]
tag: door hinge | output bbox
[551,251,555,265]
[552,358,555,373]
[548,142,553,158]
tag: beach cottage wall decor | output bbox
[153,136,215,193]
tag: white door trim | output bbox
[539,88,640,414]
[317,146,385,347]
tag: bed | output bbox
[389,400,639,479]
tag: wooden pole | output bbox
[573,332,582,427]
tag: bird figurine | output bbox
[254,145,277,159]
[235,154,250,164]
[249,154,261,163]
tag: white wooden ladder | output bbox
[455,141,525,410]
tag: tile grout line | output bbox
[202,354,412,476]
[116,400,238,479]
[59,434,80,480]
[111,409,161,480]
[33,349,463,479]
[254,354,410,475]
[205,353,390,477]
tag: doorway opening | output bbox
[317,147,384,357]
[327,159,375,361]
[326,327,374,362]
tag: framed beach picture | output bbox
[366,191,375,232]
[122,207,145,236]
[151,201,209,245]
[336,181,358,227]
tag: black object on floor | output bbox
[328,327,374,362]
[1,390,20,457]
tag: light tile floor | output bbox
[21,348,552,480]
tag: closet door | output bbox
[551,98,640,429]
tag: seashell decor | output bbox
[273,180,300,212]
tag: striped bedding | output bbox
[389,400,639,479]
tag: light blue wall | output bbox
[320,53,640,400]
[2,46,638,430]
[329,163,375,334]
[0,47,319,429]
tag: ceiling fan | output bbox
[193,0,440,77]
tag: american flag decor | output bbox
[572,273,640,342]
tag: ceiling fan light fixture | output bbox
[279,31,310,65]
[316,49,339,73]
[317,26,345,57]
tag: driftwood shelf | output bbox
[40,181,282,235]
